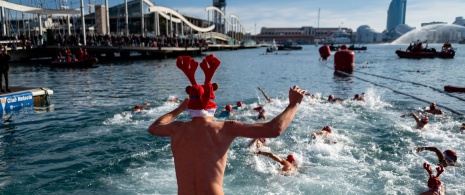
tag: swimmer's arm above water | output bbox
[257,151,285,164]
[415,147,445,162]
[227,86,306,138]
[148,98,189,136]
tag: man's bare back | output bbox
[149,86,306,194]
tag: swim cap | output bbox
[286,154,295,163]
[444,150,457,163]
[177,55,221,116]
[225,104,232,111]
[354,94,360,99]
[253,106,265,113]
[328,95,334,101]
[322,126,332,133]
[134,105,141,110]
[237,101,243,107]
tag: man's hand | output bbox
[415,147,424,153]
[288,86,307,107]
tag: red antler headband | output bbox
[423,163,444,190]
[177,54,221,112]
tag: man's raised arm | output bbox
[148,98,189,136]
[229,86,307,138]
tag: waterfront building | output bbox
[355,25,383,43]
[252,26,353,44]
[452,17,465,27]
[386,0,407,32]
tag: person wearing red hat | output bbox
[256,151,297,175]
[148,55,307,194]
[420,163,445,195]
[234,101,243,110]
[311,126,337,144]
[132,102,150,114]
[218,104,233,118]
[415,147,457,167]
[253,106,266,120]
[401,112,429,129]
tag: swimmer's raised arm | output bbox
[415,147,444,163]
[228,86,306,138]
[148,98,189,136]
[258,87,272,103]
[256,151,285,164]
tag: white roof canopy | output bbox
[0,1,80,15]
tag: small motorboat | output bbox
[436,49,455,59]
[444,85,465,92]
[50,57,98,68]
[348,44,367,51]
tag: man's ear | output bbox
[185,86,191,94]
[212,83,218,91]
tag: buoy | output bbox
[334,49,354,72]
[340,44,348,50]
[319,45,331,60]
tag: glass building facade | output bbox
[386,0,407,32]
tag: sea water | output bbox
[1,44,465,194]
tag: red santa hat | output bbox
[287,154,296,163]
[322,126,332,133]
[177,55,221,116]
[253,106,265,113]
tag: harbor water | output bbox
[1,44,465,194]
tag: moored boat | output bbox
[348,44,367,51]
[50,57,98,68]
[444,85,465,92]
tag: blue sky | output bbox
[8,0,465,34]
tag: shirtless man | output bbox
[425,102,443,115]
[415,147,457,167]
[132,103,150,114]
[256,151,297,174]
[420,163,445,195]
[401,112,429,129]
[148,55,306,195]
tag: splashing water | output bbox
[392,24,465,44]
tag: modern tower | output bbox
[386,0,407,32]
[213,0,226,33]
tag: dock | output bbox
[0,87,53,114]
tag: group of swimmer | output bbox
[143,54,460,194]
[400,102,458,194]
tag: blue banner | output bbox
[0,92,34,114]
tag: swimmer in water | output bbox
[234,101,243,110]
[415,147,457,167]
[420,163,445,195]
[311,125,337,144]
[256,151,297,175]
[253,106,266,120]
[218,104,233,118]
[354,94,365,102]
[401,112,429,129]
[148,55,307,194]
[327,94,344,103]
[132,103,150,114]
[425,102,443,115]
